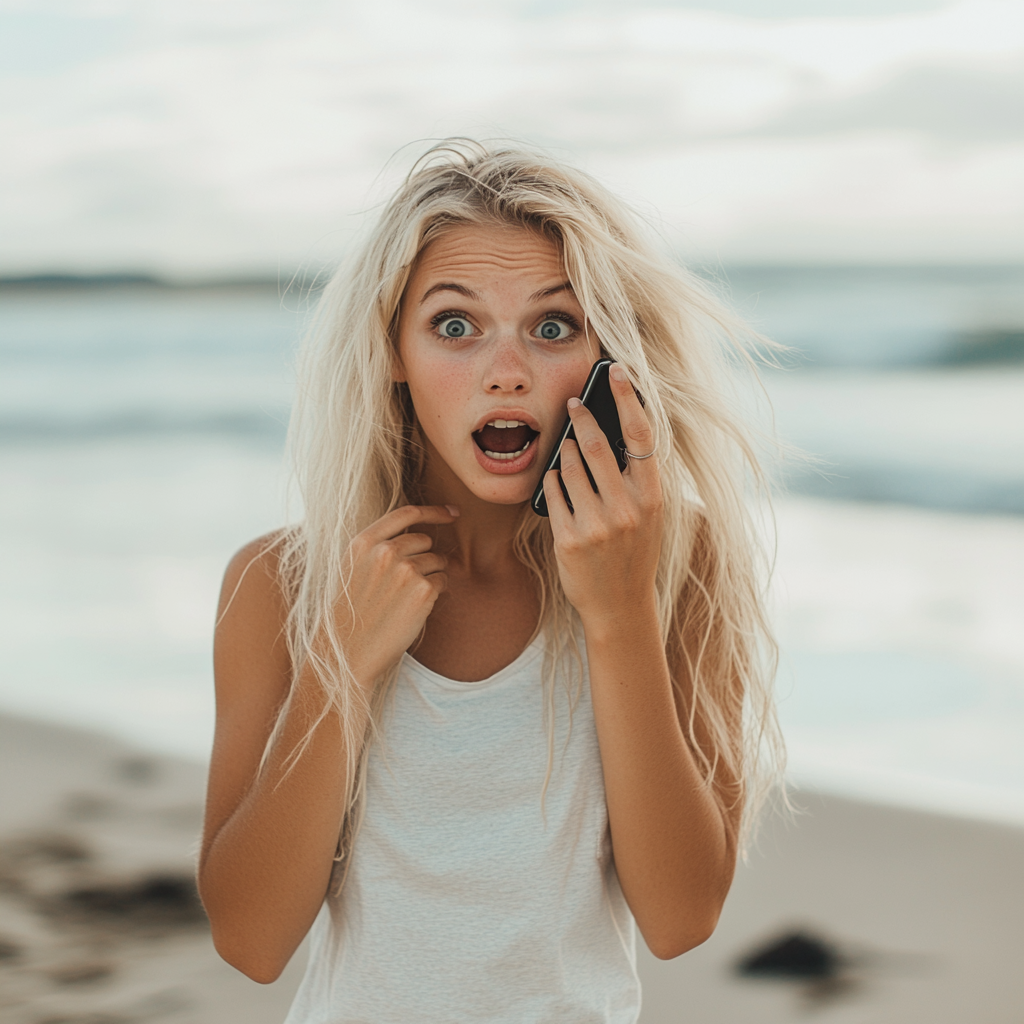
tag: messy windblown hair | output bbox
[270,139,784,886]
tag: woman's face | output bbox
[395,223,600,506]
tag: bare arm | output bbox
[197,537,361,983]
[198,506,456,983]
[544,366,741,959]
[583,600,739,960]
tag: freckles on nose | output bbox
[485,338,531,391]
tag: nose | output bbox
[484,333,532,393]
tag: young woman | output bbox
[198,141,782,1023]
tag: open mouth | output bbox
[472,419,539,461]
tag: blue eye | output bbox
[537,319,573,341]
[437,317,473,338]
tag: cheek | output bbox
[546,357,596,407]
[407,357,475,437]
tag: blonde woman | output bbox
[198,140,782,1023]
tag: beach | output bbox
[0,712,307,1024]
[1,272,1021,1020]
[2,710,1021,1024]
[3,0,1023,1015]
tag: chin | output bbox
[452,462,537,506]
[457,434,546,506]
[472,479,537,506]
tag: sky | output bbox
[1,0,1022,276]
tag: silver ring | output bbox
[623,444,656,461]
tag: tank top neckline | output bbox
[401,632,545,691]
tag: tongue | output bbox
[475,424,533,454]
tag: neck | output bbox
[416,455,527,578]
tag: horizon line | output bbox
[3,263,1023,292]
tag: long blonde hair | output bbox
[274,139,784,882]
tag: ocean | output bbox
[2,266,1022,824]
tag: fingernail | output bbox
[445,504,460,516]
[567,397,582,410]
[609,363,627,382]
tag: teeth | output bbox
[486,419,522,428]
[483,440,533,460]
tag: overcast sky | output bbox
[2,0,1022,276]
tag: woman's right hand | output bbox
[337,504,458,688]
[201,505,455,981]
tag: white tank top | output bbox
[284,633,640,1024]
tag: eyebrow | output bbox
[419,282,479,304]
[529,281,573,303]
[418,280,574,305]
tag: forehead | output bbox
[408,223,565,293]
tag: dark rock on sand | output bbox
[735,929,843,980]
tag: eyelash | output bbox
[427,310,582,340]
[537,312,581,339]
[428,309,471,330]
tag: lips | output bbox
[473,422,538,459]
[470,415,541,475]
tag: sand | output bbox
[0,714,305,1024]
[637,796,1024,1023]
[1,711,1021,1024]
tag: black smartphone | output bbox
[530,358,642,517]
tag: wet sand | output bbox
[1,711,1021,1023]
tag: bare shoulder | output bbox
[217,529,291,623]
[212,529,295,751]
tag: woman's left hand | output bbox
[543,363,664,628]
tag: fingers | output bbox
[362,503,459,545]
[551,365,660,536]
[608,363,656,463]
[556,437,601,515]
[564,396,625,501]
[408,552,447,577]
[425,571,448,596]
[388,531,436,558]
[543,468,575,531]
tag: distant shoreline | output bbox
[2,263,1022,294]
[4,267,1022,371]
[0,272,286,292]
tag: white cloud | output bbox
[1,0,1021,273]
[600,134,1024,263]
[628,0,1024,86]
